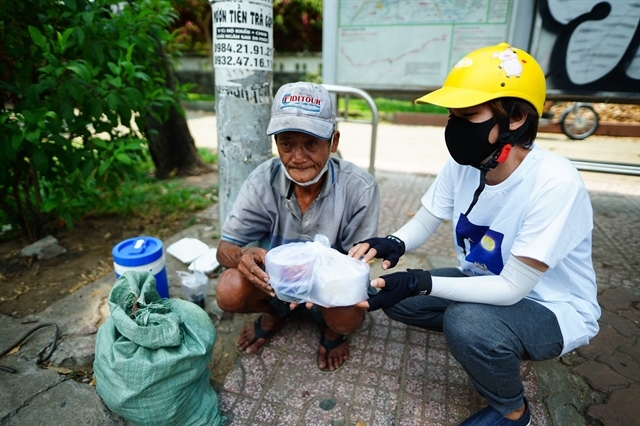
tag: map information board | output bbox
[336,0,514,91]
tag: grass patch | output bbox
[197,147,217,164]
[338,97,448,121]
[90,175,217,236]
[86,152,218,235]
[96,179,215,218]
[186,93,216,102]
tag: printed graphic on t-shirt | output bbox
[455,213,504,275]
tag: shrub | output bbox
[0,0,182,239]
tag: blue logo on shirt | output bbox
[455,213,504,274]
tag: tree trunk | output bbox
[146,104,214,179]
[145,45,213,180]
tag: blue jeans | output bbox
[384,267,563,415]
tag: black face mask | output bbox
[444,115,499,167]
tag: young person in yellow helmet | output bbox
[350,43,600,425]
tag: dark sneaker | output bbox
[460,397,531,425]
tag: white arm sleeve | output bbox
[392,206,443,251]
[429,255,543,305]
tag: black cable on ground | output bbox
[0,322,60,374]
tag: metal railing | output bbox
[570,160,640,176]
[322,84,379,176]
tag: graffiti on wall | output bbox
[538,0,640,95]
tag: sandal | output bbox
[317,334,349,373]
[234,315,278,357]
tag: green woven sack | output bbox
[94,271,226,426]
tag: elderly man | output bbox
[215,82,380,372]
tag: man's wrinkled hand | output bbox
[358,269,433,312]
[237,247,274,297]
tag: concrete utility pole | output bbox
[211,0,273,227]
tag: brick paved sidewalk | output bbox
[215,171,640,426]
[1,168,637,426]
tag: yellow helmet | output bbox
[416,43,546,115]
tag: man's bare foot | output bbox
[235,314,285,355]
[317,326,349,372]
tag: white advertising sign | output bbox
[335,0,513,91]
[212,0,273,71]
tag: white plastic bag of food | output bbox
[265,234,370,307]
[264,241,317,304]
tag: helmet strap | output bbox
[463,103,530,217]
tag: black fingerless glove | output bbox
[357,235,406,267]
[367,269,432,312]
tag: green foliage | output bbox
[186,93,216,102]
[86,152,217,232]
[93,175,216,220]
[273,0,322,53]
[197,147,217,164]
[0,0,184,239]
[169,0,212,56]
[337,97,448,121]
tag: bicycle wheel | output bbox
[559,104,599,140]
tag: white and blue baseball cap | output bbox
[267,82,336,140]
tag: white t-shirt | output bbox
[422,144,600,355]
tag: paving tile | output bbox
[373,409,397,426]
[577,324,630,359]
[599,309,640,339]
[380,373,401,393]
[358,368,380,386]
[406,357,428,378]
[447,403,474,425]
[218,390,237,411]
[528,399,551,426]
[400,394,423,417]
[404,378,425,397]
[335,365,360,385]
[408,343,428,362]
[618,338,640,360]
[428,347,448,365]
[253,401,278,424]
[422,399,447,422]
[587,384,640,426]
[350,404,375,425]
[389,327,409,342]
[446,384,474,406]
[573,359,629,392]
[599,287,640,312]
[598,351,640,382]
[229,395,256,421]
[355,384,377,402]
[620,307,640,325]
[274,407,301,425]
[364,350,385,369]
[334,380,355,399]
[302,396,348,425]
[383,351,403,373]
[376,388,399,412]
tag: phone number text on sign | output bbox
[212,1,273,71]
